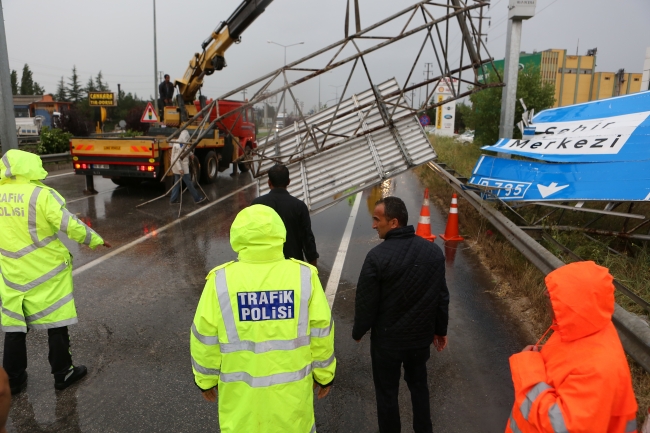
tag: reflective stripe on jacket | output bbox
[190,204,335,433]
[506,261,638,433]
[0,150,104,332]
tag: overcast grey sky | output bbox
[4,0,649,112]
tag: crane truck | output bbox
[70,0,274,188]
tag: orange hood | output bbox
[545,261,615,342]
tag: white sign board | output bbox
[508,0,536,19]
[432,79,457,137]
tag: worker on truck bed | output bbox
[0,150,111,394]
[170,130,206,205]
[159,74,174,120]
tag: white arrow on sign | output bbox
[537,182,569,198]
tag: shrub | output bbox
[38,126,72,155]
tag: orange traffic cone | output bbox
[415,189,436,242]
[440,193,464,241]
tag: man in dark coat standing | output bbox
[353,196,449,433]
[251,164,319,265]
[158,74,174,120]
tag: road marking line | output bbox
[72,182,256,277]
[325,192,362,308]
[46,172,74,179]
[66,188,120,204]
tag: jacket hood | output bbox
[174,130,191,145]
[1,149,48,183]
[546,261,615,342]
[230,205,286,263]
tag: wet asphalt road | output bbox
[3,168,528,432]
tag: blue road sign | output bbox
[419,115,431,126]
[470,91,650,202]
[468,155,650,202]
[483,92,650,163]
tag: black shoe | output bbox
[194,197,207,205]
[54,365,87,391]
[10,371,27,395]
[170,200,180,204]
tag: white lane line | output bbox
[72,182,256,277]
[46,171,74,179]
[325,192,362,308]
[66,188,120,204]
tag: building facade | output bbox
[488,48,644,107]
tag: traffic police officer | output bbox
[0,150,110,394]
[190,204,336,433]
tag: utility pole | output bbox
[153,0,159,117]
[498,0,536,143]
[411,83,416,109]
[424,63,433,106]
[117,84,121,102]
[242,88,248,100]
[0,0,18,154]
[267,40,304,117]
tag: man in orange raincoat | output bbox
[506,261,638,433]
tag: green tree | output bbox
[85,76,96,94]
[468,67,555,146]
[67,66,83,102]
[19,64,34,95]
[55,77,68,101]
[10,70,17,95]
[33,82,45,95]
[455,102,474,133]
[95,71,109,91]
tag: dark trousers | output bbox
[170,174,202,203]
[3,327,73,381]
[371,343,433,433]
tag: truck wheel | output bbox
[201,151,219,184]
[238,144,253,173]
[111,177,141,187]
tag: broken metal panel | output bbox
[256,79,436,212]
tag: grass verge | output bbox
[418,135,650,422]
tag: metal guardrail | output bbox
[427,160,650,373]
[40,152,72,164]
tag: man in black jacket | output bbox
[252,164,319,265]
[158,74,174,120]
[353,196,449,433]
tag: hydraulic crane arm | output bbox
[176,0,274,102]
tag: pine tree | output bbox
[86,76,96,94]
[33,82,45,95]
[55,77,68,101]
[19,64,34,95]
[95,71,109,91]
[67,66,83,102]
[10,70,18,95]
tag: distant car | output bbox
[455,130,474,143]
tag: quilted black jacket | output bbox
[352,225,449,349]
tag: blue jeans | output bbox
[170,174,202,203]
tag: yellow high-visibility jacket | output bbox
[191,204,336,433]
[0,150,104,332]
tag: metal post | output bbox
[0,0,18,154]
[498,18,522,141]
[153,0,159,116]
[84,175,97,195]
